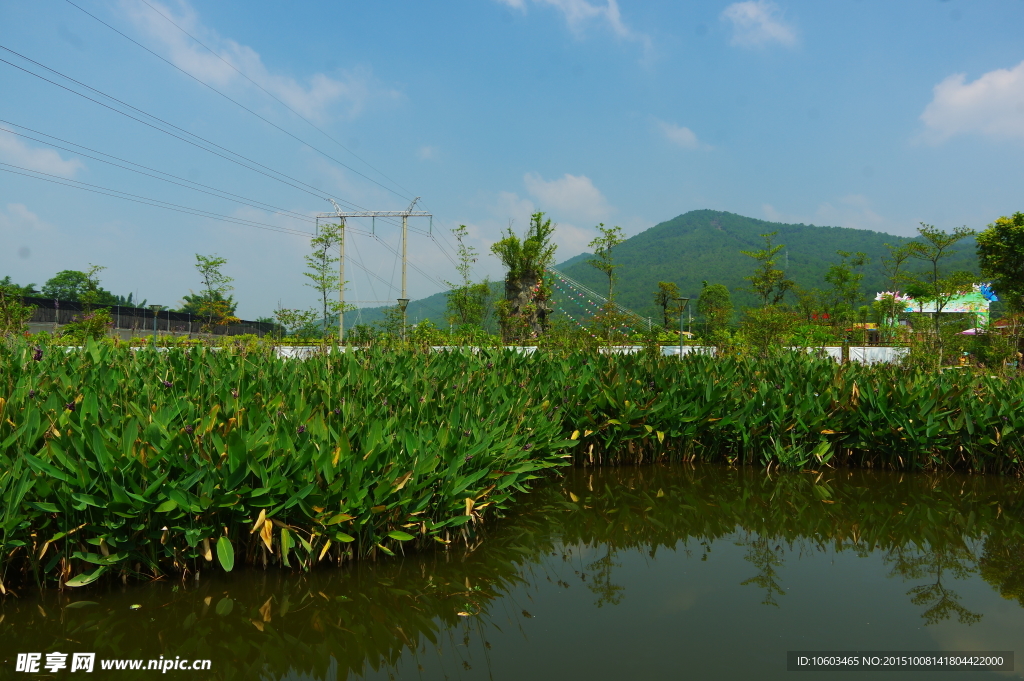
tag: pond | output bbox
[2,465,1022,680]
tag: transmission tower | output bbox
[316,197,432,341]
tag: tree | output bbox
[490,212,558,341]
[38,269,138,308]
[179,292,237,316]
[304,223,352,331]
[741,232,794,307]
[653,281,680,328]
[908,224,976,365]
[697,282,733,335]
[189,254,239,330]
[78,264,110,311]
[0,276,37,295]
[910,224,975,326]
[0,279,35,337]
[976,212,1024,311]
[587,224,625,300]
[444,224,492,329]
[822,250,869,338]
[272,307,319,338]
[42,270,92,302]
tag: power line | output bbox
[1,45,470,284]
[132,0,417,199]
[0,46,408,226]
[0,121,315,224]
[63,0,414,203]
[0,163,313,238]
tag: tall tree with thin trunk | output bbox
[908,223,976,364]
[444,224,492,329]
[304,223,351,332]
[741,232,794,307]
[192,254,238,331]
[587,224,625,301]
[653,281,680,328]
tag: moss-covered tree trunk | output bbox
[491,213,557,343]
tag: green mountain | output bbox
[349,209,981,330]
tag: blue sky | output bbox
[2,0,1023,319]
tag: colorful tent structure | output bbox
[875,284,998,328]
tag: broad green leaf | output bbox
[216,537,235,572]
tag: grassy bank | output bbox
[2,340,1023,591]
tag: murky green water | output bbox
[3,465,1023,680]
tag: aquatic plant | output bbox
[3,338,1024,591]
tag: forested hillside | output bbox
[558,210,979,322]
[352,209,980,329]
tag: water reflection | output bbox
[2,465,1023,680]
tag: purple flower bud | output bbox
[32,346,43,361]
[65,401,76,411]
[28,389,36,398]
[464,454,474,462]
[297,425,307,435]
[333,408,341,415]
[486,362,493,370]
[231,390,238,398]
[463,430,471,437]
[523,443,533,451]
[185,425,195,434]
[162,380,173,388]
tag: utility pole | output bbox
[317,197,430,343]
[327,200,346,343]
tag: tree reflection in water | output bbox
[1,465,1022,681]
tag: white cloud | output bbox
[0,203,55,235]
[655,119,708,150]
[919,60,1024,143]
[0,131,84,177]
[523,172,612,224]
[762,195,886,232]
[121,0,400,121]
[761,203,783,223]
[500,0,651,55]
[417,145,437,160]
[721,1,797,48]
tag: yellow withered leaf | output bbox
[465,497,475,516]
[250,619,265,632]
[251,509,267,535]
[656,431,665,444]
[260,518,273,552]
[202,538,213,562]
[393,471,413,491]
[570,430,580,440]
[584,430,593,437]
[569,492,579,502]
[259,597,272,622]
[318,540,332,562]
